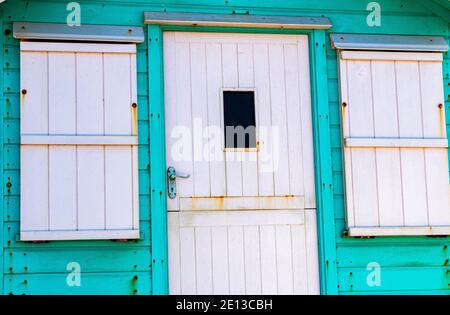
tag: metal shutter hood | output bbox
[144,11,332,29]
[330,33,448,52]
[13,22,145,43]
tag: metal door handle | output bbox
[167,166,190,199]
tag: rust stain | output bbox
[186,195,301,211]
[132,103,138,136]
[438,104,445,138]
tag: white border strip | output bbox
[20,41,136,54]
[21,229,140,241]
[344,138,448,148]
[340,50,442,61]
[21,135,138,146]
[349,226,450,237]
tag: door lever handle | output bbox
[167,166,190,199]
[176,171,190,179]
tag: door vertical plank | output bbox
[175,42,194,198]
[253,43,275,196]
[297,36,316,207]
[238,43,258,197]
[164,33,180,211]
[275,225,294,294]
[284,43,304,197]
[211,226,230,294]
[222,43,243,197]
[227,226,246,294]
[268,44,290,196]
[195,227,213,294]
[259,225,278,294]
[243,225,262,294]
[190,43,211,197]
[168,213,181,294]
[305,210,320,294]
[206,43,227,197]
[180,227,197,294]
[290,223,308,294]
[21,146,49,231]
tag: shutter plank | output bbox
[105,146,133,229]
[49,146,77,230]
[20,51,48,135]
[77,146,105,230]
[401,149,429,225]
[76,53,104,135]
[21,146,49,231]
[351,148,379,226]
[425,149,450,225]
[48,52,76,135]
[420,61,446,138]
[104,54,132,135]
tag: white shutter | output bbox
[339,50,450,236]
[20,42,139,241]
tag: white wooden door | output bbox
[164,32,319,295]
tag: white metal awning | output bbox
[144,11,332,29]
[330,33,448,52]
[13,22,145,43]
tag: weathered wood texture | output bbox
[0,0,448,295]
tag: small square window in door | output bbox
[223,90,256,149]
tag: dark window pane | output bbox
[223,91,256,148]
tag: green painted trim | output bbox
[148,24,338,295]
[310,29,338,294]
[0,16,4,295]
[148,24,169,295]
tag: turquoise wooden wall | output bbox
[0,0,448,294]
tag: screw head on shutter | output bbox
[132,102,137,108]
[21,89,27,95]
